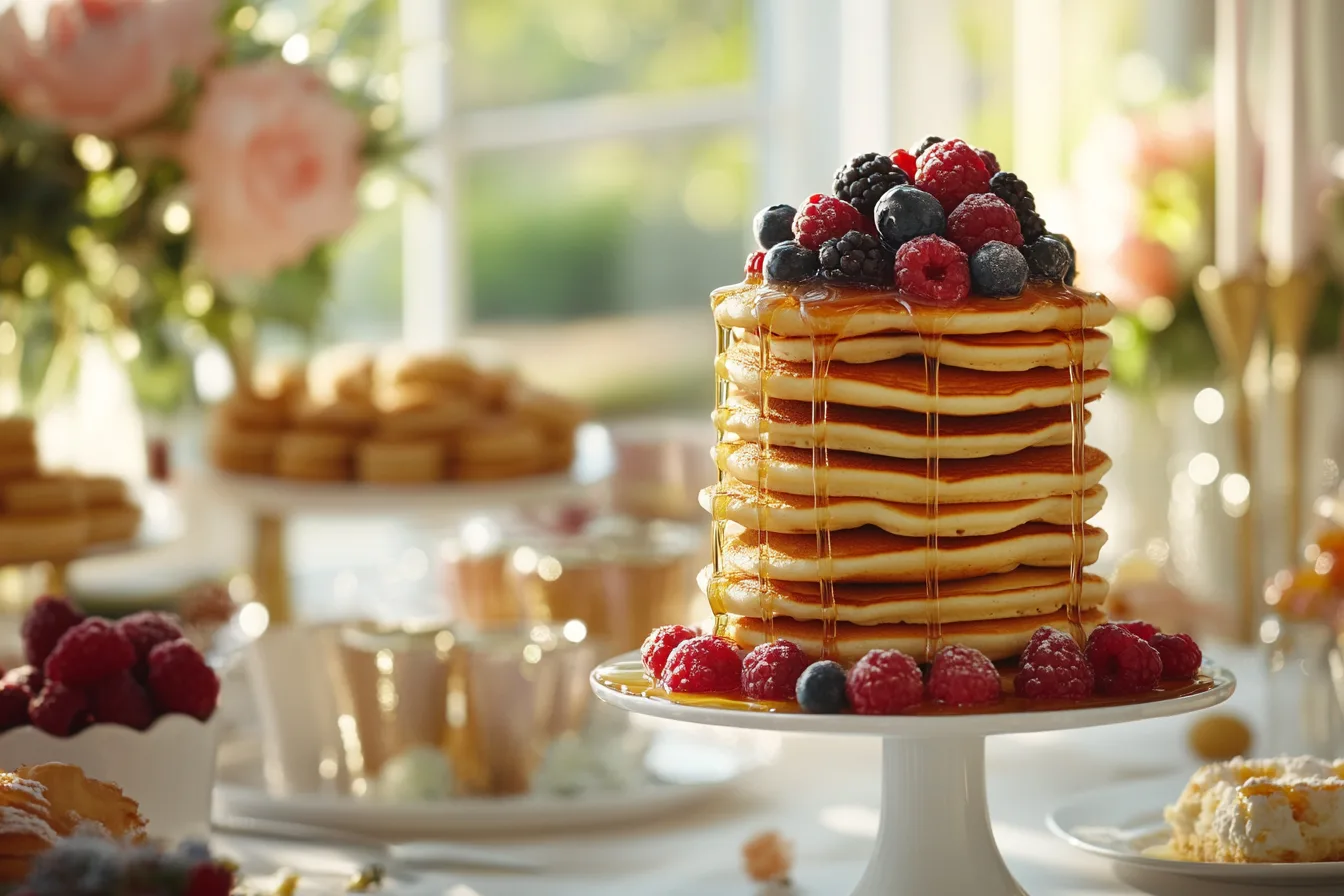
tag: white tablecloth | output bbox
[221,646,1331,896]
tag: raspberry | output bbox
[915,139,991,213]
[0,681,28,730]
[1015,627,1094,700]
[43,619,135,688]
[946,194,1023,254]
[890,148,917,180]
[745,250,765,278]
[147,639,220,720]
[818,230,893,287]
[976,148,1001,175]
[1085,623,1163,696]
[641,625,697,679]
[989,171,1047,244]
[29,680,91,736]
[1,665,42,699]
[1152,633,1202,680]
[834,152,909,216]
[187,862,235,896]
[659,635,741,694]
[90,671,155,730]
[792,194,869,251]
[845,649,923,715]
[741,639,810,701]
[1116,620,1160,642]
[927,645,1001,706]
[21,595,84,668]
[117,611,184,668]
[894,235,970,304]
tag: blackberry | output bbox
[969,241,1028,297]
[764,240,819,283]
[833,152,909,216]
[913,135,943,157]
[752,203,797,250]
[796,660,848,713]
[819,230,893,286]
[1022,236,1071,282]
[1048,231,1077,285]
[989,171,1047,244]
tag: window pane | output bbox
[456,0,751,110]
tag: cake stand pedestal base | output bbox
[856,735,1021,896]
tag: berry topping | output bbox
[894,235,970,304]
[845,648,923,715]
[659,635,742,694]
[988,171,1047,244]
[2,665,42,700]
[927,645,1001,706]
[745,250,765,278]
[186,861,237,896]
[147,638,220,720]
[21,595,84,669]
[741,639,810,701]
[116,611,184,669]
[834,152,909,216]
[912,135,943,157]
[818,230,894,286]
[976,148,1001,175]
[874,184,946,250]
[1085,623,1163,696]
[0,679,28,731]
[1048,231,1078,285]
[795,660,848,713]
[915,139,991,214]
[753,203,797,250]
[1152,633,1202,680]
[1116,620,1160,642]
[792,194,868,251]
[29,679,90,736]
[43,619,135,688]
[641,624,698,679]
[764,240,820,283]
[969,241,1029,298]
[890,148,917,180]
[1014,627,1094,700]
[947,193,1024,254]
[1022,235,1072,282]
[89,671,155,730]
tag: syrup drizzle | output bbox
[709,317,734,635]
[800,294,840,659]
[912,301,955,661]
[755,293,779,641]
[1065,296,1087,643]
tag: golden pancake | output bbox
[753,327,1112,370]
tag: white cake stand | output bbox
[591,654,1235,896]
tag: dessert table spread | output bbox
[216,645,1323,896]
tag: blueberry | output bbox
[1022,236,1071,282]
[1047,232,1077,285]
[764,240,819,283]
[753,203,797,251]
[969,241,1029,298]
[796,660,848,713]
[874,185,945,252]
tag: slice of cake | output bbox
[1166,756,1344,863]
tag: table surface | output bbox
[220,645,1326,896]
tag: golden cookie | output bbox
[510,389,589,434]
[377,396,474,440]
[209,425,279,476]
[253,359,309,404]
[0,514,89,565]
[292,396,378,435]
[0,447,38,483]
[217,390,289,431]
[387,353,477,390]
[355,438,444,484]
[472,369,517,411]
[0,476,83,515]
[458,415,544,466]
[16,763,147,842]
[275,431,355,481]
[86,503,142,544]
[308,346,374,403]
[456,457,543,481]
[0,417,35,452]
[79,476,127,508]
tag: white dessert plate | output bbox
[1047,773,1344,886]
[213,728,767,839]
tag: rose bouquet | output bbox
[0,0,399,413]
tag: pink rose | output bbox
[0,0,221,136]
[180,61,364,279]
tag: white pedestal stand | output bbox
[591,657,1235,896]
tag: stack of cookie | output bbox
[208,348,589,484]
[0,418,143,566]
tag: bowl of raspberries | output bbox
[745,136,1077,302]
[0,595,221,839]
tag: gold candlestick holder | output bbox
[1265,261,1324,565]
[1194,266,1266,644]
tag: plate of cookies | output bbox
[205,346,610,514]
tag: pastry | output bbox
[376,388,474,439]
[308,345,374,403]
[80,475,127,508]
[0,514,88,565]
[0,447,38,483]
[0,771,60,883]
[216,389,289,431]
[292,396,378,435]
[355,438,444,484]
[455,415,543,480]
[252,359,308,404]
[86,503,142,544]
[275,431,355,481]
[16,764,147,843]
[208,424,279,476]
[0,476,84,516]
[388,352,477,390]
[0,418,34,452]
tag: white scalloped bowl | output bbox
[0,713,218,840]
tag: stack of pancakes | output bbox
[700,282,1116,663]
